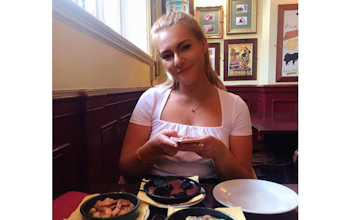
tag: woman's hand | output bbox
[176,135,227,160]
[143,129,181,158]
[119,124,181,182]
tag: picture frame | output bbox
[150,0,157,26]
[224,39,257,81]
[226,0,257,34]
[161,0,194,16]
[208,43,220,76]
[276,4,298,82]
[195,6,224,39]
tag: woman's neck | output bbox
[176,76,213,101]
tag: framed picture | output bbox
[162,0,194,16]
[224,39,257,81]
[195,6,224,39]
[276,4,298,82]
[208,43,220,75]
[226,0,257,34]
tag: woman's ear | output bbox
[201,36,208,54]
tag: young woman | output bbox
[119,12,253,183]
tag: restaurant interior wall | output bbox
[52,0,153,198]
[52,0,299,92]
[52,2,153,92]
[52,0,298,198]
[193,0,298,86]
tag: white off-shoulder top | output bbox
[129,87,252,179]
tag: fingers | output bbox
[159,135,178,148]
[160,129,182,138]
[177,142,204,152]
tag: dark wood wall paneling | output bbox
[226,84,298,113]
[53,89,146,199]
[53,85,297,198]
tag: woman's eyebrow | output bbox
[159,39,191,56]
[177,39,191,49]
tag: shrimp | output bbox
[90,197,134,218]
[94,198,119,208]
[88,207,97,215]
[92,211,101,217]
[112,199,122,216]
[101,207,112,217]
[118,198,131,206]
[118,206,132,215]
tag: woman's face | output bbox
[156,24,207,86]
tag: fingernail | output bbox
[174,144,178,148]
[178,133,183,137]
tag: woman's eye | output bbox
[182,44,191,51]
[162,54,172,60]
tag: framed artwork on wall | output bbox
[208,43,220,75]
[276,4,298,82]
[226,0,257,34]
[195,6,224,39]
[224,38,257,81]
[161,0,194,16]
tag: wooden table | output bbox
[250,111,298,140]
[53,183,298,220]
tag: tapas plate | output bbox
[213,179,298,214]
[151,187,206,209]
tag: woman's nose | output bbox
[174,54,184,67]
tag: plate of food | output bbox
[153,187,206,209]
[166,207,236,220]
[213,179,298,214]
[138,176,206,209]
[80,192,140,219]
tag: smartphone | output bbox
[171,137,202,143]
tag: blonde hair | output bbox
[151,12,226,91]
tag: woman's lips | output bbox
[177,66,192,75]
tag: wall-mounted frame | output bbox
[276,4,298,82]
[208,43,220,76]
[150,0,158,26]
[195,6,224,39]
[226,0,257,34]
[224,38,257,81]
[162,0,194,16]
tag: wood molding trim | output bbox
[272,99,298,113]
[53,87,150,100]
[52,0,156,66]
[53,143,70,160]
[225,84,298,112]
[257,84,298,93]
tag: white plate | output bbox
[213,179,298,214]
[143,208,150,220]
[151,187,206,209]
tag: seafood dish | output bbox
[88,197,134,218]
[147,178,199,198]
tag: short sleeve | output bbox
[230,97,252,136]
[129,89,154,126]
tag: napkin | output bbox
[64,193,149,220]
[137,176,205,206]
[167,206,246,220]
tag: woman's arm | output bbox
[212,135,253,181]
[177,134,253,181]
[119,123,180,183]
